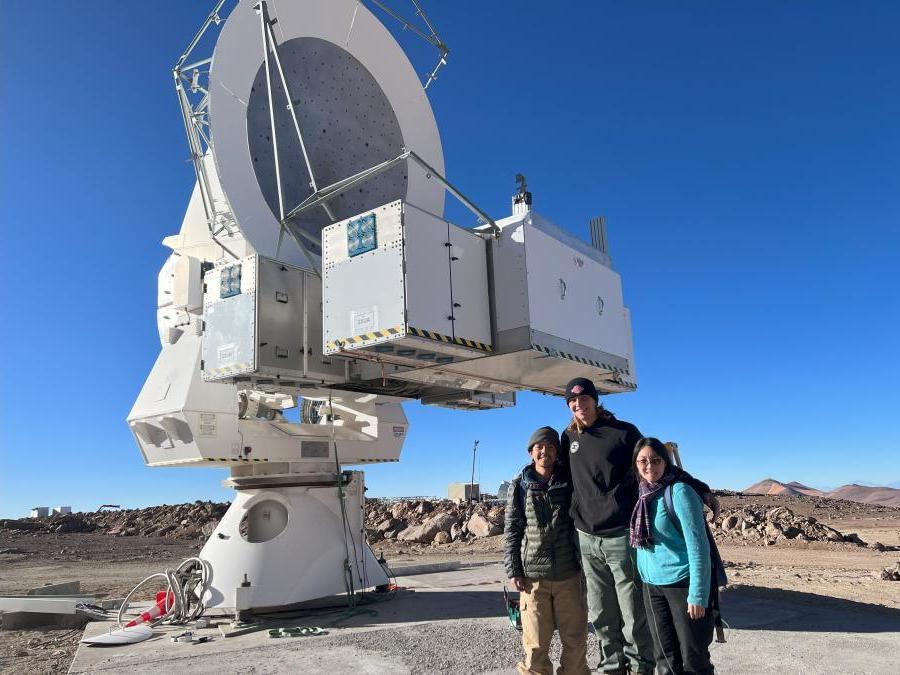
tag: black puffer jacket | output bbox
[503,463,581,581]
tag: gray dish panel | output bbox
[245,36,408,254]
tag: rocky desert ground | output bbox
[2,492,899,674]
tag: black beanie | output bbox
[565,377,599,403]
[526,426,560,453]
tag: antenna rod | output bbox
[470,440,479,501]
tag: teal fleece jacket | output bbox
[635,482,711,606]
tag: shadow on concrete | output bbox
[722,585,900,634]
[254,588,510,626]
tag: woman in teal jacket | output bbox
[629,437,714,675]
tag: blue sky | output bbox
[1,1,898,517]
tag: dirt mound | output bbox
[4,494,893,552]
[0,501,228,540]
[712,503,870,547]
[365,499,505,545]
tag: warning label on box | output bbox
[351,307,378,336]
[199,413,217,437]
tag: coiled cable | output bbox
[117,557,212,627]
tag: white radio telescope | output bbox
[129,0,637,613]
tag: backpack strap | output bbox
[661,484,682,533]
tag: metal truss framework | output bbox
[172,0,493,273]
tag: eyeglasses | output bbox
[636,457,664,468]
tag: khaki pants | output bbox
[517,573,591,675]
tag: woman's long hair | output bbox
[566,400,615,434]
[631,437,671,473]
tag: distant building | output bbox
[497,481,512,500]
[51,506,72,516]
[449,483,479,502]
[31,506,49,519]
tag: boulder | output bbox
[467,513,502,538]
[433,531,452,544]
[823,527,844,542]
[722,515,740,532]
[781,526,800,539]
[376,518,401,533]
[398,513,456,544]
[881,563,900,581]
[766,507,793,521]
[842,532,866,546]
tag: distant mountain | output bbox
[743,478,825,497]
[743,479,900,507]
[826,484,900,507]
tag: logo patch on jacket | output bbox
[570,441,580,453]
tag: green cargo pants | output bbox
[577,530,654,673]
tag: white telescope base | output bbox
[199,472,387,611]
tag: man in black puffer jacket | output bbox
[504,426,590,675]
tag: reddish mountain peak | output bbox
[743,478,824,497]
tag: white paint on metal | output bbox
[199,472,388,609]
[0,597,85,614]
[208,0,444,267]
[80,624,154,646]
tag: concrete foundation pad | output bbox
[69,564,900,674]
[28,580,82,596]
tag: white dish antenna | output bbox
[206,0,445,267]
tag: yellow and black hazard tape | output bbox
[203,457,270,463]
[205,362,252,377]
[328,325,492,353]
[408,326,492,352]
[533,344,629,375]
[148,456,270,466]
[326,324,404,352]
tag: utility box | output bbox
[449,483,479,502]
[322,201,492,364]
[436,210,637,395]
[201,255,345,384]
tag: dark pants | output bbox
[642,581,714,674]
